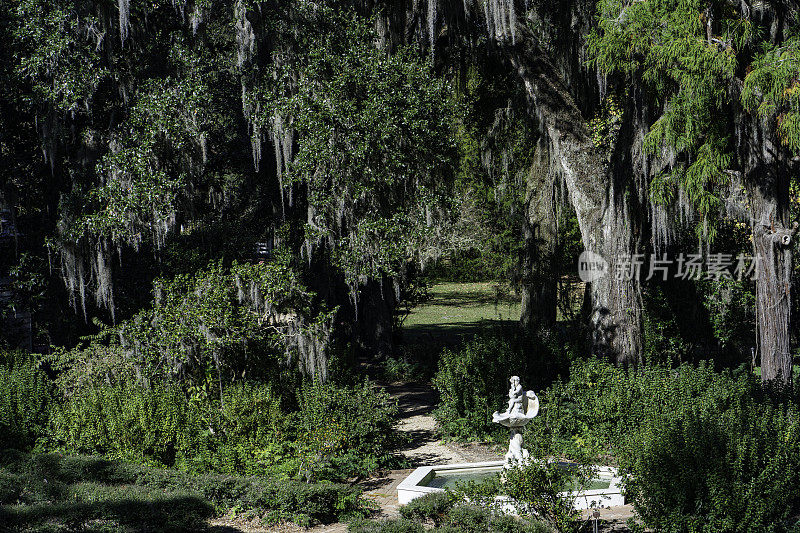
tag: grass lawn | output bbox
[403,282,521,328]
[398,282,521,368]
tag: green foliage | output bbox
[48,380,295,477]
[387,497,553,533]
[433,331,570,440]
[438,63,533,285]
[48,382,207,470]
[14,0,108,113]
[297,379,400,481]
[50,258,326,393]
[588,93,624,156]
[349,517,425,533]
[702,277,756,353]
[642,285,693,364]
[433,334,521,440]
[618,388,800,532]
[0,350,54,450]
[256,9,459,287]
[437,504,552,533]
[502,462,582,532]
[525,358,800,531]
[381,356,424,383]
[588,0,753,236]
[399,492,455,526]
[213,381,287,475]
[78,72,211,246]
[743,35,800,153]
[0,451,369,529]
[0,469,22,504]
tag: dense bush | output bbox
[381,356,425,383]
[48,380,294,476]
[524,358,800,532]
[0,350,54,450]
[433,331,569,440]
[357,500,552,533]
[350,517,425,533]
[502,461,581,532]
[209,381,288,475]
[0,451,369,529]
[46,359,399,482]
[396,465,576,532]
[49,382,208,470]
[399,492,454,526]
[298,379,400,480]
[436,504,552,533]
[620,391,800,531]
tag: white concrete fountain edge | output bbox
[396,462,624,510]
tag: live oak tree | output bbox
[4,0,799,380]
[588,0,799,383]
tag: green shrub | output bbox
[298,379,399,480]
[48,380,293,476]
[502,462,580,532]
[433,331,569,440]
[382,356,424,383]
[399,492,454,526]
[48,382,206,469]
[0,451,370,527]
[349,517,425,533]
[526,358,800,532]
[359,504,551,533]
[211,381,288,475]
[0,468,22,504]
[433,334,521,440]
[620,394,800,532]
[2,488,213,532]
[0,350,54,450]
[439,504,552,533]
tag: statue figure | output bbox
[504,375,524,416]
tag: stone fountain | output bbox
[491,375,539,466]
[397,375,623,510]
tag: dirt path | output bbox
[384,381,502,466]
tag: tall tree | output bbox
[589,0,798,384]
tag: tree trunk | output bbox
[508,25,642,365]
[753,220,794,384]
[738,4,795,386]
[356,276,395,359]
[520,137,558,329]
[738,107,795,385]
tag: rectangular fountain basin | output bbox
[397,461,624,510]
[398,461,505,504]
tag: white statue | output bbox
[504,376,524,416]
[492,376,539,468]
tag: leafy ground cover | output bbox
[0,451,370,531]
